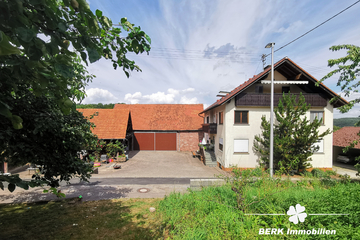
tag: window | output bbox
[206,116,209,123]
[219,138,223,151]
[219,112,224,124]
[313,139,324,153]
[255,85,263,93]
[234,139,249,153]
[282,86,290,93]
[234,111,248,124]
[310,111,324,124]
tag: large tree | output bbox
[254,93,331,175]
[320,45,360,113]
[320,44,360,175]
[0,0,151,191]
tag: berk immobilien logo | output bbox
[245,203,349,236]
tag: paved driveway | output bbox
[94,151,226,178]
[332,161,359,179]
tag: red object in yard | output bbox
[109,159,113,162]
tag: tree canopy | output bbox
[0,0,150,192]
[254,93,331,175]
[320,44,360,176]
[320,45,360,113]
[76,103,120,109]
[0,0,150,125]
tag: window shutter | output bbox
[234,139,248,153]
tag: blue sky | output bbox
[82,0,360,118]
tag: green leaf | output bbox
[16,181,29,190]
[64,98,73,108]
[0,103,12,118]
[27,45,43,61]
[80,51,88,65]
[55,63,75,78]
[11,115,23,129]
[57,22,67,32]
[8,183,16,192]
[86,48,101,63]
[15,27,36,43]
[0,31,21,56]
[145,34,151,44]
[101,16,111,28]
[125,71,129,78]
[95,9,102,18]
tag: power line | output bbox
[265,0,360,57]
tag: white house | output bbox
[200,57,347,171]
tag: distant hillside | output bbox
[334,118,360,128]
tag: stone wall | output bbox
[178,131,203,151]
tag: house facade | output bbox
[200,57,347,171]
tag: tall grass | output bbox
[159,170,360,239]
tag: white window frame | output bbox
[313,139,324,153]
[219,137,223,151]
[234,139,249,153]
[310,111,324,124]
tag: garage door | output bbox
[134,132,177,151]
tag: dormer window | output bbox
[255,86,263,93]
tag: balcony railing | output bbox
[202,123,217,134]
[235,93,328,107]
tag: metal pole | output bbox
[269,43,274,178]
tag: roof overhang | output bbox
[260,80,309,84]
[201,57,348,113]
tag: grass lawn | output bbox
[1,171,360,239]
[0,198,165,240]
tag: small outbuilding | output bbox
[333,126,360,162]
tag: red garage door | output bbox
[155,133,177,151]
[133,132,177,151]
[134,133,154,150]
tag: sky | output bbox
[81,0,360,119]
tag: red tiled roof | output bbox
[114,104,204,131]
[201,57,348,113]
[333,127,360,149]
[78,109,129,139]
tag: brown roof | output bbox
[333,127,360,149]
[78,109,129,139]
[114,104,204,131]
[201,57,348,113]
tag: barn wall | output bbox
[179,132,203,151]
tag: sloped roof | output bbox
[201,57,348,113]
[78,109,129,139]
[333,127,360,149]
[114,104,204,131]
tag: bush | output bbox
[311,168,326,178]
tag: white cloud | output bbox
[123,88,199,104]
[180,96,199,104]
[124,92,142,104]
[82,88,119,104]
[182,88,195,93]
[168,88,180,95]
[143,91,176,103]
